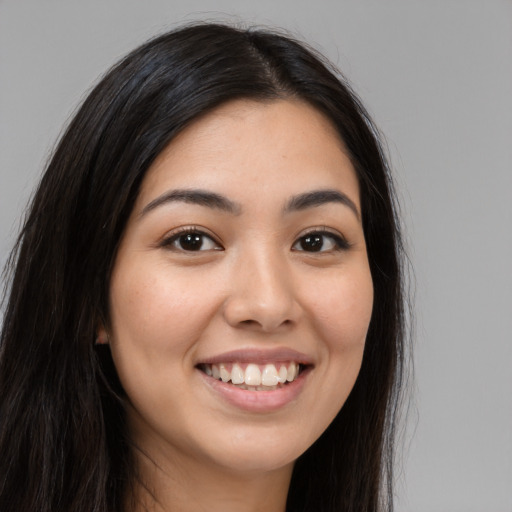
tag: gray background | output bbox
[1,1,511,511]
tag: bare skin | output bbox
[101,99,373,512]
[130,440,292,512]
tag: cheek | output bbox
[304,266,373,406]
[107,264,225,424]
[306,269,374,353]
[289,268,373,447]
[109,263,222,358]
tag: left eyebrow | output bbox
[284,189,360,220]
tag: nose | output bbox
[222,249,301,333]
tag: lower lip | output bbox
[198,368,310,413]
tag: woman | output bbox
[0,23,407,512]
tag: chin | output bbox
[199,425,313,475]
[212,449,297,475]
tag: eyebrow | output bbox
[140,189,241,217]
[284,189,360,220]
[140,187,360,220]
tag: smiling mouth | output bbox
[197,362,307,391]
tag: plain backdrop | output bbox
[1,1,511,511]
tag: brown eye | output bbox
[163,230,222,252]
[293,231,349,253]
[299,234,324,252]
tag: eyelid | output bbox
[292,227,351,252]
[159,226,224,251]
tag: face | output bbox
[104,99,373,477]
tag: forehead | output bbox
[136,99,360,212]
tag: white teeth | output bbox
[231,363,244,384]
[261,364,279,386]
[286,363,297,382]
[206,362,302,388]
[244,364,262,386]
[219,364,230,383]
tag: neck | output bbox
[126,443,293,512]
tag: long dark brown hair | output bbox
[0,23,409,512]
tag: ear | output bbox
[96,325,109,345]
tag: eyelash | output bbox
[160,227,350,253]
[292,229,350,253]
[160,226,222,252]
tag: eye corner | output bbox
[292,229,351,254]
[159,226,224,253]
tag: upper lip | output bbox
[198,347,314,366]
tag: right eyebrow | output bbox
[139,189,242,218]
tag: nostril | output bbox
[235,317,295,332]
